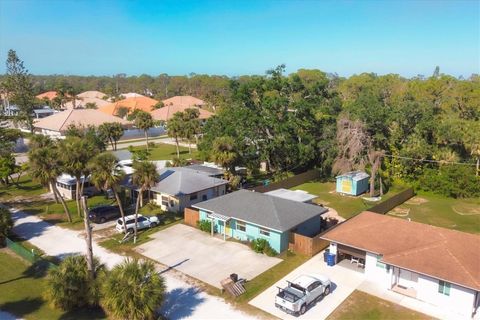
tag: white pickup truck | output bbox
[275,274,331,316]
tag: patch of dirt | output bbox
[452,204,480,216]
[405,197,428,205]
[388,207,410,217]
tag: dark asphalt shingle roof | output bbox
[150,167,228,196]
[193,189,328,232]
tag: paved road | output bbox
[10,209,259,319]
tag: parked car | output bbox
[88,205,120,223]
[275,274,331,316]
[115,214,159,233]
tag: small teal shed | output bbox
[335,171,369,196]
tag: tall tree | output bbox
[134,111,155,151]
[183,108,201,154]
[211,136,238,175]
[60,136,97,216]
[3,50,35,132]
[89,153,127,232]
[167,111,184,158]
[132,160,159,243]
[0,207,13,246]
[29,136,72,222]
[98,122,124,150]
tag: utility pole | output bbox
[81,196,94,280]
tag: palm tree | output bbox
[45,255,105,311]
[89,153,127,233]
[60,136,97,217]
[183,108,200,154]
[212,136,238,176]
[29,137,72,222]
[132,160,159,243]
[0,207,13,246]
[101,258,165,320]
[135,111,155,151]
[167,111,184,158]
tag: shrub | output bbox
[251,238,277,256]
[44,255,105,311]
[197,219,212,233]
[102,259,165,320]
[417,166,480,198]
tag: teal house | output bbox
[335,171,369,196]
[193,189,328,253]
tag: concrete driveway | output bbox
[249,252,365,320]
[136,224,282,289]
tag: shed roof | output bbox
[265,188,317,203]
[193,189,328,232]
[150,167,228,196]
[321,211,480,291]
[34,109,130,132]
[336,171,369,181]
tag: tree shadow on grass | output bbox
[161,287,206,319]
[0,259,51,285]
[0,297,43,319]
[59,306,106,320]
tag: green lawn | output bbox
[0,249,105,320]
[292,181,406,219]
[327,290,432,320]
[125,142,197,161]
[21,195,116,230]
[388,192,480,234]
[0,175,46,203]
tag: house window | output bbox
[202,195,207,201]
[376,255,386,269]
[236,221,246,232]
[190,193,198,201]
[161,196,169,207]
[259,228,270,237]
[438,280,451,296]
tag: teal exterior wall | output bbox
[198,209,288,253]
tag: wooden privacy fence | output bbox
[184,207,200,227]
[249,169,321,193]
[369,188,415,214]
[289,232,330,257]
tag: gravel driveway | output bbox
[10,209,260,319]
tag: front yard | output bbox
[126,142,198,161]
[0,249,105,320]
[327,290,432,320]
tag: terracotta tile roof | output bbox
[34,109,130,132]
[151,104,213,121]
[36,91,59,100]
[76,91,107,99]
[162,95,205,108]
[98,96,159,116]
[64,97,110,109]
[321,211,480,290]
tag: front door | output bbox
[225,221,231,237]
[398,269,418,288]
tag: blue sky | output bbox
[0,0,478,77]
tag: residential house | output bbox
[149,167,228,213]
[335,171,369,196]
[36,91,59,101]
[321,211,480,318]
[55,174,96,200]
[98,96,159,117]
[265,188,317,203]
[193,189,328,253]
[162,95,206,108]
[64,91,110,110]
[33,109,131,138]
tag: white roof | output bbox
[336,171,369,181]
[57,173,89,185]
[265,188,317,203]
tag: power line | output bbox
[383,154,476,166]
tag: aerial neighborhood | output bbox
[0,1,479,320]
